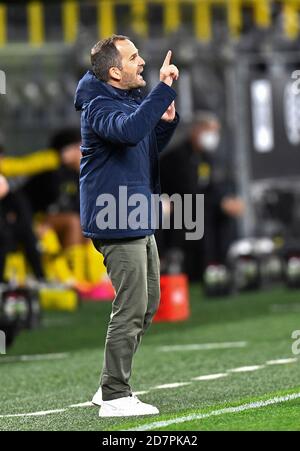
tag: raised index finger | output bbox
[162,50,172,67]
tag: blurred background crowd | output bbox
[1,0,300,314]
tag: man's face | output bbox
[114,39,146,89]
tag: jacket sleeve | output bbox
[154,112,179,153]
[88,82,177,146]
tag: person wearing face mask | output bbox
[197,126,221,154]
[160,111,244,282]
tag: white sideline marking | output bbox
[266,358,298,365]
[270,304,300,313]
[228,365,265,373]
[0,357,298,419]
[126,392,300,431]
[69,402,93,408]
[192,373,228,381]
[0,409,66,418]
[0,353,69,363]
[159,341,247,352]
[153,382,191,390]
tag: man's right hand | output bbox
[160,50,179,87]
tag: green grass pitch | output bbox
[1,285,300,431]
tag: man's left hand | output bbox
[161,101,176,122]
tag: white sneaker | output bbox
[99,395,159,417]
[92,387,102,406]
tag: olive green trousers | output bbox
[92,235,160,401]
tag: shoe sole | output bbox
[99,411,159,418]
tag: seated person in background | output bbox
[23,127,89,284]
[0,128,111,292]
[0,140,45,283]
[160,111,244,281]
[0,174,10,282]
[24,127,82,248]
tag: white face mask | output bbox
[198,131,220,152]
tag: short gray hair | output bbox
[91,35,128,82]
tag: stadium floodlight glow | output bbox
[228,239,253,258]
[284,81,300,146]
[0,70,6,95]
[251,79,274,153]
[253,238,274,255]
[0,330,6,354]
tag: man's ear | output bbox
[109,67,122,81]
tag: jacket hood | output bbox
[74,70,142,111]
[74,71,107,111]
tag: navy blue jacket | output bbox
[74,70,179,239]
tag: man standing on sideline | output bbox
[74,35,179,417]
